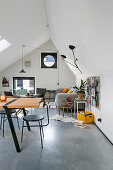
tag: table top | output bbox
[75,98,87,103]
[0,98,42,109]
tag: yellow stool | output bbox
[77,111,94,124]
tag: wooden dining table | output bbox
[0,97,42,152]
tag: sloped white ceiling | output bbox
[1,0,113,75]
[0,0,50,71]
[45,0,113,75]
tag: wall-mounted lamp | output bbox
[61,45,82,74]
[19,45,26,73]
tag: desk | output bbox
[74,98,88,115]
[0,98,42,152]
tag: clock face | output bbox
[0,95,7,101]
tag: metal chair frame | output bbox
[21,103,49,148]
[58,97,73,117]
[0,109,20,137]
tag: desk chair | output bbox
[0,109,20,137]
[4,90,27,117]
[60,97,73,117]
[4,91,14,97]
[21,103,49,148]
[36,88,46,98]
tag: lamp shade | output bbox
[61,55,67,59]
[69,45,75,50]
[19,69,26,73]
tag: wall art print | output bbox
[2,77,9,87]
[86,76,100,107]
[17,79,23,87]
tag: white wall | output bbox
[91,71,113,142]
[0,40,75,95]
[0,0,50,72]
[45,0,113,143]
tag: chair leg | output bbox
[67,108,68,113]
[63,108,64,117]
[71,108,73,117]
[16,116,20,130]
[59,109,60,115]
[0,114,2,129]
[21,120,24,143]
[41,121,44,138]
[3,114,5,137]
[39,121,43,149]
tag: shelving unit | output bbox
[86,76,100,107]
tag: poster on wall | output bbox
[17,80,23,87]
[2,77,9,87]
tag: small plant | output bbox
[77,89,85,94]
[77,79,86,98]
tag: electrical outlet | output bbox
[98,118,102,122]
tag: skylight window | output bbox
[0,39,12,53]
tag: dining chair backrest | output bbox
[4,91,13,96]
[67,97,72,102]
[43,102,49,126]
[36,88,46,95]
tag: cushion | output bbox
[68,87,73,91]
[61,88,68,93]
[67,97,72,102]
[67,90,73,93]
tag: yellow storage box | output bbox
[77,111,94,124]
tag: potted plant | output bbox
[77,79,86,99]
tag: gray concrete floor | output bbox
[0,108,113,170]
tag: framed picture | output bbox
[25,61,31,67]
[2,77,9,87]
[17,80,23,87]
[41,52,57,68]
[86,76,100,107]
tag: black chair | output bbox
[0,108,20,137]
[21,103,49,148]
[36,88,46,98]
[4,91,14,96]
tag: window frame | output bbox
[13,77,35,95]
[41,52,57,68]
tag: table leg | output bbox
[22,108,31,131]
[77,103,78,114]
[3,106,21,152]
[63,107,64,117]
[49,92,50,101]
[54,92,55,100]
[74,100,75,115]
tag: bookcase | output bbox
[86,77,100,107]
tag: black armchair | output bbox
[36,88,46,98]
[4,91,14,96]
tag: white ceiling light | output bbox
[0,39,12,53]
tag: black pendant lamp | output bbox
[19,45,26,73]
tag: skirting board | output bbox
[94,123,113,145]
